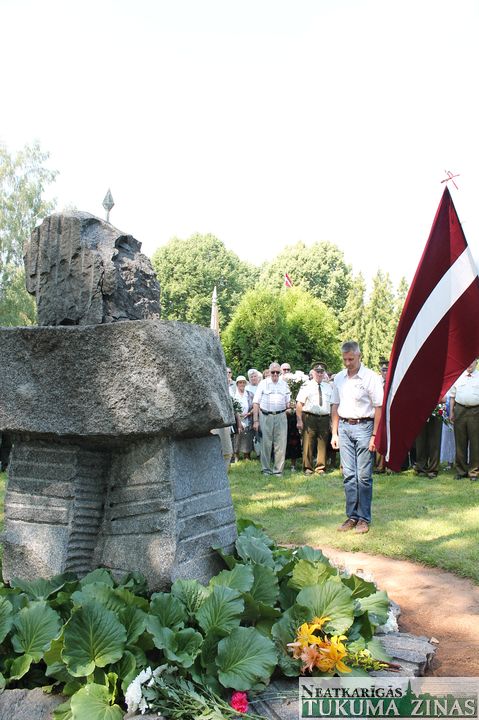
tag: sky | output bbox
[2,0,479,289]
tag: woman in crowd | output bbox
[233,375,254,461]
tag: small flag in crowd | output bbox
[376,187,479,470]
[284,272,293,288]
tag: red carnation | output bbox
[230,691,249,713]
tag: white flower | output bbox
[125,677,142,713]
[139,696,149,715]
[124,667,153,712]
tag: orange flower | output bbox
[300,644,321,673]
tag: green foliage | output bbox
[340,273,366,346]
[222,286,341,373]
[361,269,396,369]
[259,241,353,314]
[0,266,36,326]
[0,524,392,717]
[151,233,258,327]
[0,142,57,326]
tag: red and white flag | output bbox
[284,272,293,288]
[376,187,479,470]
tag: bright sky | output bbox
[2,0,478,288]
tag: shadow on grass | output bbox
[229,460,479,583]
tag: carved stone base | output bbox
[2,435,236,590]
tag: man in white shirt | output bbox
[253,362,290,476]
[331,341,383,534]
[449,359,479,480]
[296,364,332,475]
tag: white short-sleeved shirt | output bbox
[331,364,383,419]
[450,369,479,406]
[253,378,290,413]
[296,380,332,415]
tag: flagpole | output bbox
[210,286,220,336]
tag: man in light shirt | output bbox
[331,341,383,534]
[253,362,290,476]
[296,364,332,475]
[449,359,479,480]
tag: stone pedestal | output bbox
[0,320,236,589]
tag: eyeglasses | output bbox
[282,367,291,371]
[271,371,280,375]
[313,368,325,373]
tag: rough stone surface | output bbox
[373,632,436,675]
[0,320,234,439]
[24,211,160,326]
[2,435,236,589]
[0,688,64,720]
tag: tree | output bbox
[361,270,396,370]
[151,234,259,327]
[258,241,353,314]
[222,286,341,374]
[0,142,57,325]
[339,273,366,347]
[393,276,409,330]
[0,265,36,326]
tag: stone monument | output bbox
[0,211,236,589]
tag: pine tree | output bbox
[362,270,396,369]
[340,273,366,347]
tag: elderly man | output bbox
[331,341,383,534]
[253,362,290,476]
[296,364,332,475]
[449,359,479,480]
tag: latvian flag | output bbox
[376,187,479,470]
[284,272,293,288]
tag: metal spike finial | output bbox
[102,189,114,222]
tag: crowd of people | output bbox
[219,342,479,535]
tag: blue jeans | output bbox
[338,420,374,524]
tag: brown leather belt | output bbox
[340,417,373,424]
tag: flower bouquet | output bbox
[430,403,452,427]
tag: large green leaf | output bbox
[235,535,275,568]
[118,605,146,646]
[295,546,334,565]
[271,605,308,677]
[0,596,13,643]
[236,522,275,547]
[171,579,209,616]
[149,626,203,668]
[53,699,73,720]
[249,565,279,606]
[11,601,62,662]
[210,564,254,593]
[195,586,244,636]
[355,591,389,625]
[45,636,70,683]
[9,574,74,601]
[216,627,277,691]
[71,583,126,614]
[288,559,336,590]
[9,653,33,681]
[149,592,187,630]
[342,573,377,599]
[80,570,115,588]
[111,650,137,692]
[242,595,281,624]
[296,580,354,634]
[62,603,127,677]
[70,683,123,720]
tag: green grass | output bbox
[228,459,479,584]
[2,463,478,583]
